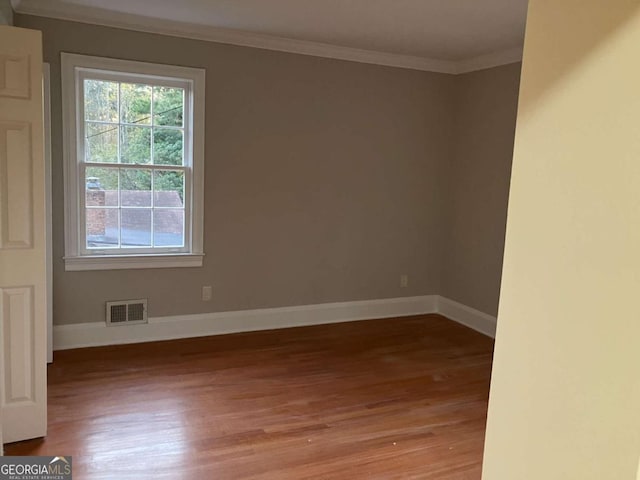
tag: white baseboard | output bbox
[53,295,497,350]
[53,295,438,350]
[436,296,497,338]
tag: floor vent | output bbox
[106,299,148,326]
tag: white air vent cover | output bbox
[106,299,148,326]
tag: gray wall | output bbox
[0,0,13,25]
[17,14,458,325]
[17,15,520,325]
[442,63,521,316]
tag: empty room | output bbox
[2,0,640,479]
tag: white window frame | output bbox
[61,53,205,271]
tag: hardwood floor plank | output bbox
[4,314,493,479]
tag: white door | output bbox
[0,25,47,444]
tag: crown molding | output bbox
[12,0,522,74]
[454,46,523,74]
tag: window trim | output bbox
[61,53,205,271]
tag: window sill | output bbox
[64,253,204,271]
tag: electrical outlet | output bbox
[202,285,212,301]
[400,274,409,288]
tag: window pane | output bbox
[153,87,184,127]
[121,209,152,247]
[86,208,119,248]
[121,83,151,125]
[120,169,151,207]
[154,171,184,207]
[85,122,118,163]
[86,167,118,207]
[153,128,183,165]
[154,209,184,247]
[84,80,118,122]
[120,125,151,164]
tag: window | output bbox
[61,54,205,271]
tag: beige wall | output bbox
[442,63,521,316]
[17,14,459,325]
[483,1,640,478]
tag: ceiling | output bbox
[12,0,529,74]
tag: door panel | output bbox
[0,25,46,444]
[0,121,33,248]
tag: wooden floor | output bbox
[5,315,494,479]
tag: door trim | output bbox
[44,62,52,363]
